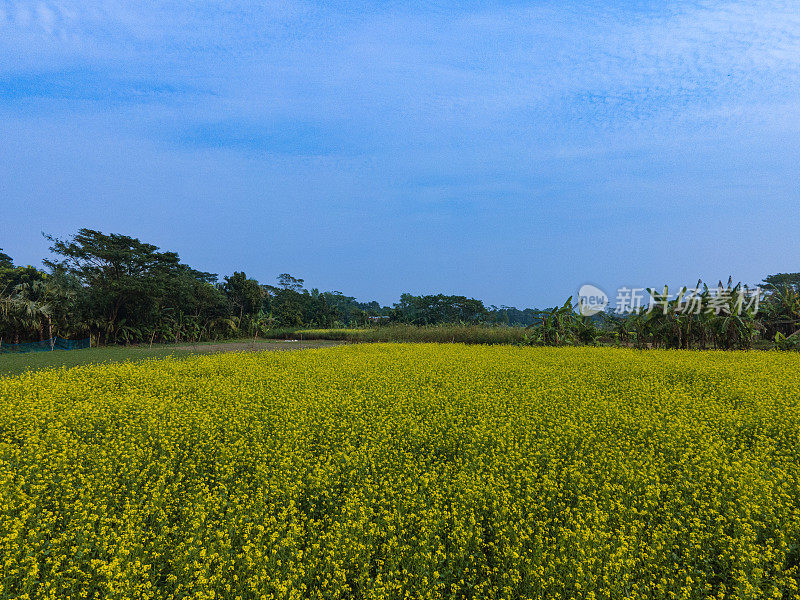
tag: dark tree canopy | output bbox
[763,272,800,291]
[392,293,488,325]
[277,273,305,292]
[43,229,224,343]
[0,248,12,269]
[44,229,216,287]
[222,271,262,321]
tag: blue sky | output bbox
[1,0,799,307]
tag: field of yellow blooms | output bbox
[1,344,800,600]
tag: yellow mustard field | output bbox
[2,344,800,600]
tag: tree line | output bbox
[521,278,800,350]
[1,228,799,349]
[0,229,519,345]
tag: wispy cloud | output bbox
[3,1,798,132]
[1,1,799,305]
[0,69,209,103]
[179,118,371,155]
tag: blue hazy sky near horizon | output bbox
[1,1,799,308]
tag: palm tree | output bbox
[11,281,53,343]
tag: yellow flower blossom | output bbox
[0,345,799,599]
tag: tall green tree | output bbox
[222,272,262,322]
[45,229,218,344]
